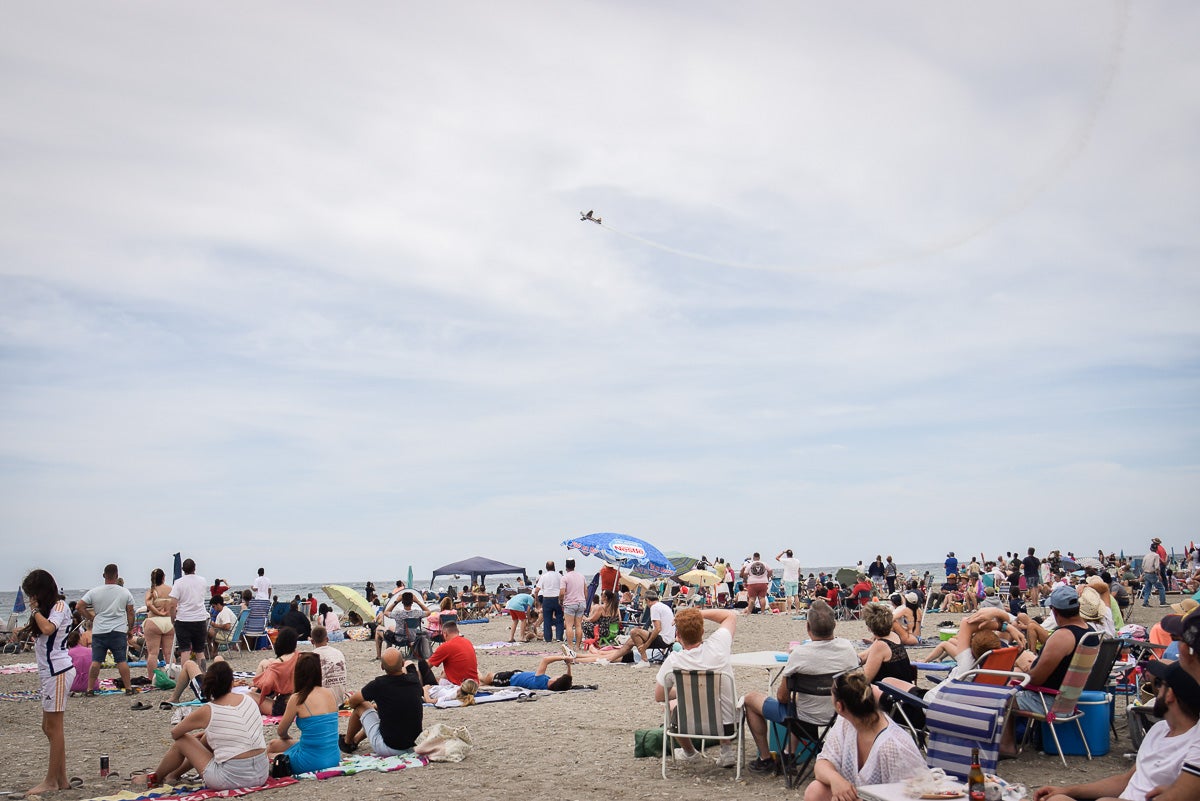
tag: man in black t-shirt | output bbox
[341,648,424,756]
[1022,547,1042,608]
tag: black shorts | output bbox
[646,634,671,650]
[175,620,208,653]
[490,670,517,687]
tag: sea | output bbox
[2,561,949,623]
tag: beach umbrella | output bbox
[562,532,675,579]
[1076,557,1102,570]
[664,551,699,576]
[321,584,376,623]
[172,552,182,583]
[678,569,720,587]
[13,588,25,614]
[1059,557,1079,571]
[835,567,859,587]
[406,565,414,590]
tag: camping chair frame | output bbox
[779,671,840,788]
[662,669,744,780]
[1015,630,1102,767]
[217,609,251,655]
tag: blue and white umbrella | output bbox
[562,532,675,579]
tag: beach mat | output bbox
[0,662,38,674]
[0,690,40,702]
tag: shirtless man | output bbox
[925,607,1025,662]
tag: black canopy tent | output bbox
[430,556,529,588]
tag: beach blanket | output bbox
[0,689,40,701]
[298,752,428,779]
[81,754,426,801]
[0,662,38,674]
[432,688,535,708]
[457,618,488,624]
[81,777,294,801]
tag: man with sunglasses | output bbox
[1033,660,1200,801]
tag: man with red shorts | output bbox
[742,553,771,614]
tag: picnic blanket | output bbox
[432,688,536,708]
[0,689,40,701]
[81,754,426,801]
[0,662,38,674]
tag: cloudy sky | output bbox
[2,2,1197,591]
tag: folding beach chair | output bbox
[661,669,744,780]
[779,671,840,788]
[925,674,1024,779]
[217,609,250,655]
[241,599,271,652]
[1014,630,1102,767]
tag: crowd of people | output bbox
[13,539,1200,800]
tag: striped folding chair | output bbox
[661,669,744,780]
[1014,630,1102,767]
[925,676,1023,780]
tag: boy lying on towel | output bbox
[482,654,573,692]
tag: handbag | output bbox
[413,723,473,763]
[269,753,293,778]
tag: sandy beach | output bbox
[0,604,1170,801]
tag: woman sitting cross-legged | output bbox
[143,661,268,790]
[804,668,925,801]
[266,652,341,774]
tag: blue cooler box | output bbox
[1042,690,1110,757]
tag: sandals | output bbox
[131,701,153,711]
[160,701,174,711]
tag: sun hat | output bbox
[1141,659,1200,709]
[1170,598,1199,616]
[1077,587,1103,621]
[1048,585,1080,613]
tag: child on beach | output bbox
[22,568,76,797]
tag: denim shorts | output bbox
[91,631,129,663]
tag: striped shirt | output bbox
[207,695,266,763]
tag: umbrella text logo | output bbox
[612,541,647,560]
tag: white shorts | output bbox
[41,668,74,713]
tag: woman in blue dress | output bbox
[267,652,340,774]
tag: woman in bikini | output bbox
[143,568,175,683]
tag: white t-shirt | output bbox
[252,575,272,600]
[170,573,209,622]
[313,644,349,702]
[535,571,563,598]
[782,638,860,724]
[744,559,770,586]
[657,627,736,725]
[649,601,676,643]
[213,606,237,630]
[35,600,75,676]
[778,558,802,583]
[1122,719,1200,800]
[81,583,135,635]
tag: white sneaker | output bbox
[715,748,738,768]
[561,643,577,659]
[674,747,701,762]
[633,660,652,669]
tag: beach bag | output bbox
[153,669,176,691]
[269,754,293,778]
[633,726,664,758]
[414,723,473,763]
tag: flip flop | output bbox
[68,778,84,789]
[160,701,174,710]
[516,692,538,702]
[131,701,152,711]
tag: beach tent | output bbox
[431,557,529,588]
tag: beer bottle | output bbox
[967,747,986,801]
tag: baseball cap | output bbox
[1142,659,1200,709]
[1181,607,1200,650]
[1048,585,1080,613]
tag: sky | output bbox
[2,2,1198,592]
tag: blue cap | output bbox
[1048,585,1080,612]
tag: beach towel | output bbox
[457,618,488,624]
[81,777,295,801]
[0,690,40,702]
[431,688,536,708]
[0,662,38,674]
[297,752,428,779]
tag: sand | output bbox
[0,604,1170,800]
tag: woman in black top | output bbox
[860,603,916,683]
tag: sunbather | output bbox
[481,654,574,691]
